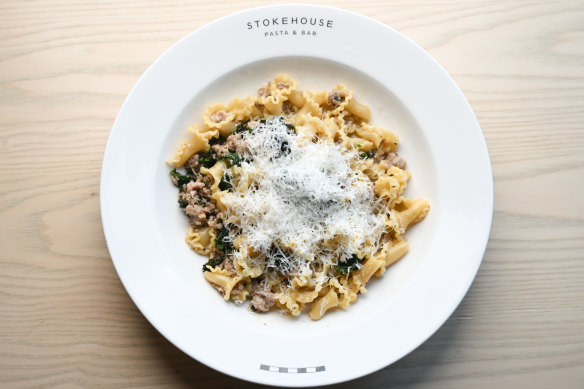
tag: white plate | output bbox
[101,4,493,387]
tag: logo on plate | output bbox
[246,16,334,38]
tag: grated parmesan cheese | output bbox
[223,117,386,281]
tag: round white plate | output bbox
[101,4,492,387]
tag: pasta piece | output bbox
[350,258,385,294]
[291,276,309,289]
[287,89,305,107]
[309,288,339,320]
[345,98,371,121]
[185,227,216,256]
[229,278,251,303]
[340,133,375,151]
[395,198,431,232]
[297,91,323,117]
[292,113,328,140]
[374,166,411,205]
[292,287,321,304]
[355,123,399,154]
[227,96,256,121]
[359,157,382,182]
[328,279,354,309]
[276,293,304,316]
[166,125,218,167]
[203,104,236,137]
[373,239,410,277]
[269,73,298,94]
[384,239,410,267]
[203,270,242,301]
[233,252,264,278]
[257,75,297,115]
[211,191,228,212]
[261,95,287,115]
[201,160,227,192]
[311,90,328,106]
[250,101,264,118]
[324,84,352,118]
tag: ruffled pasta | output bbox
[185,227,216,256]
[166,125,218,167]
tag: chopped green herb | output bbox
[280,140,291,156]
[356,143,362,148]
[208,136,221,146]
[335,254,363,275]
[233,121,252,134]
[185,166,196,176]
[215,225,233,252]
[198,198,206,206]
[219,152,242,167]
[285,123,296,134]
[219,173,232,191]
[359,152,371,159]
[170,169,193,189]
[260,118,266,124]
[202,256,225,272]
[199,149,217,168]
[178,198,188,208]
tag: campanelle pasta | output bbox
[167,75,429,320]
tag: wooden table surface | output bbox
[1,1,583,388]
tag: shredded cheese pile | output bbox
[224,118,386,277]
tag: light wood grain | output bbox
[1,0,583,388]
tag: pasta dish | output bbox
[166,75,429,320]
